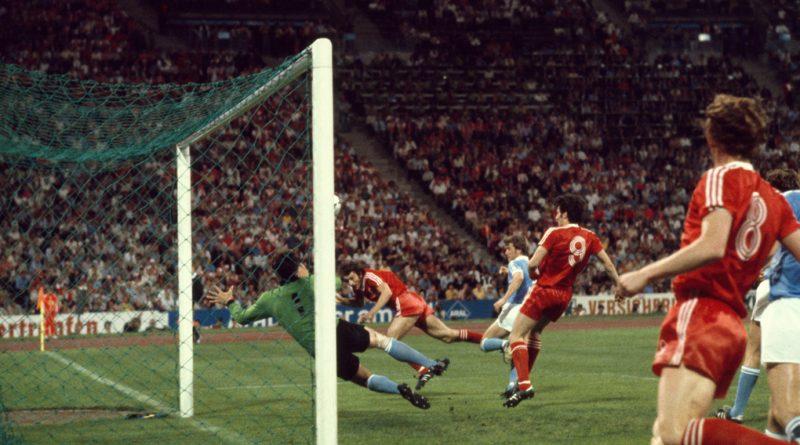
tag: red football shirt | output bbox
[536,224,603,290]
[361,269,409,304]
[672,162,800,317]
[39,293,58,316]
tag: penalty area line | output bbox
[45,351,251,445]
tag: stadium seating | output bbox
[345,0,799,293]
[2,0,800,313]
[0,0,498,315]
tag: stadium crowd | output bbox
[176,20,339,58]
[345,1,799,293]
[2,0,800,314]
[0,0,499,315]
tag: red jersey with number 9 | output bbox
[536,224,603,290]
[672,161,800,318]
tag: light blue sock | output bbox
[366,374,400,394]
[508,366,518,387]
[729,366,759,419]
[386,339,437,369]
[480,338,505,352]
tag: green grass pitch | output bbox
[0,316,770,444]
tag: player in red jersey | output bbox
[616,94,800,445]
[504,194,620,407]
[38,287,59,337]
[339,263,482,388]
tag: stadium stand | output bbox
[342,0,798,293]
[2,0,799,311]
[0,0,499,315]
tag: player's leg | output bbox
[338,348,395,394]
[419,313,481,344]
[385,314,418,340]
[348,362,429,409]
[479,321,509,352]
[365,326,441,371]
[384,315,435,377]
[719,320,760,422]
[652,299,786,445]
[652,366,716,444]
[509,314,550,389]
[653,366,789,445]
[492,304,523,394]
[504,289,554,406]
[762,297,800,441]
[720,281,769,422]
[335,322,429,408]
[766,410,788,440]
[766,363,800,440]
[503,312,548,407]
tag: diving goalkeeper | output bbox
[205,251,447,409]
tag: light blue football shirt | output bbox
[769,190,800,301]
[507,255,534,305]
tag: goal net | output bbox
[0,39,336,444]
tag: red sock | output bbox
[510,340,531,391]
[458,329,482,344]
[527,333,541,369]
[409,363,427,375]
[682,418,788,445]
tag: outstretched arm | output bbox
[336,292,363,306]
[494,272,522,312]
[358,282,392,324]
[206,285,272,325]
[616,209,732,298]
[596,249,620,287]
[528,246,548,270]
[782,230,800,263]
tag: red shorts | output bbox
[394,291,434,326]
[519,286,572,322]
[652,297,746,399]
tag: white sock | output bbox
[786,415,800,442]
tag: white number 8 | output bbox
[735,192,767,261]
[568,236,587,267]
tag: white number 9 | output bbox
[568,236,587,267]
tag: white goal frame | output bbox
[173,38,337,444]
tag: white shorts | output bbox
[761,298,800,364]
[497,303,521,332]
[751,280,771,323]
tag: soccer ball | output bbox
[333,194,341,216]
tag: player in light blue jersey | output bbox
[716,169,800,441]
[761,178,800,442]
[767,188,800,302]
[478,234,534,397]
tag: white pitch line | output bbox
[46,351,251,445]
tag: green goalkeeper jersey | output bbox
[228,276,338,356]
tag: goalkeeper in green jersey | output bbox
[205,251,447,409]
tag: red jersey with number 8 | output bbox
[536,224,603,290]
[672,161,800,318]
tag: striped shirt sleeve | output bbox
[539,227,557,249]
[703,165,737,213]
[362,272,384,291]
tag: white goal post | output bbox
[173,38,337,444]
